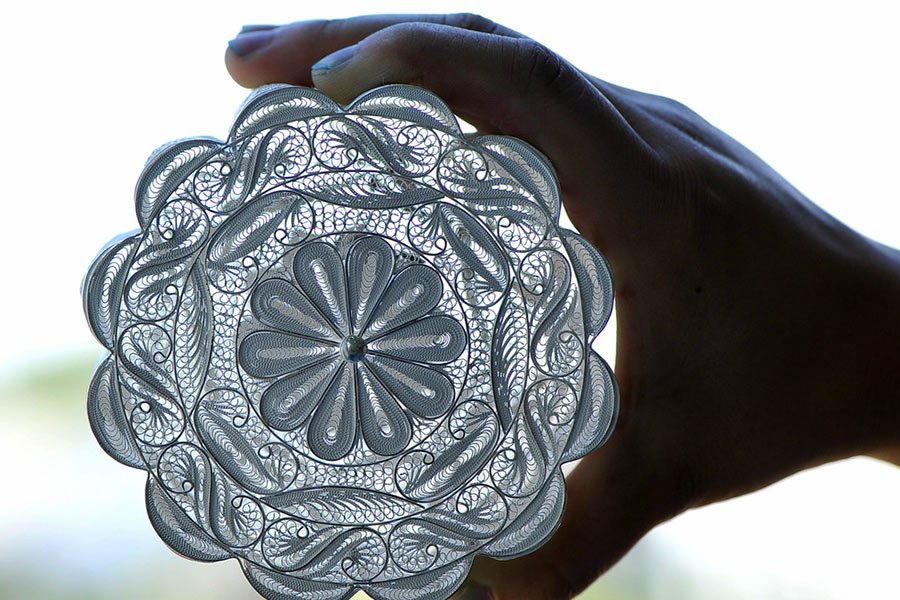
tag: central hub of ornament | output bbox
[340,335,367,362]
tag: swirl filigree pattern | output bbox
[83,84,618,600]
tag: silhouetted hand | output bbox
[225,14,900,600]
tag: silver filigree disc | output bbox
[83,84,618,600]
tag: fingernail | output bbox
[311,44,358,72]
[451,584,494,600]
[239,24,277,34]
[227,30,275,57]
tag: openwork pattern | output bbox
[83,84,618,600]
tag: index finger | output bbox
[226,13,526,87]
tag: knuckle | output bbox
[632,88,697,119]
[370,22,427,58]
[367,23,438,87]
[656,94,695,116]
[447,12,500,34]
[517,40,570,90]
[643,93,716,146]
[379,21,433,45]
[510,39,583,101]
[295,18,333,41]
[657,133,747,205]
[661,100,708,138]
[311,18,344,39]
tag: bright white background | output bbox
[0,1,898,599]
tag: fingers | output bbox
[225,13,524,88]
[226,17,653,251]
[455,429,678,600]
[315,22,651,246]
[307,23,579,122]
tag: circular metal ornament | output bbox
[83,84,618,600]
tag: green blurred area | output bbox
[2,352,95,415]
[0,352,661,600]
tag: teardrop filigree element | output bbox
[83,84,617,600]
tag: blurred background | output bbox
[1,1,898,598]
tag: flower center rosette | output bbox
[83,84,618,600]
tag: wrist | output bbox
[855,240,900,463]
[772,210,900,470]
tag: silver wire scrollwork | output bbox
[83,84,618,600]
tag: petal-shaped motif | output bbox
[347,84,461,134]
[417,484,508,539]
[368,316,466,365]
[197,133,311,214]
[522,249,584,377]
[251,278,337,340]
[364,356,454,419]
[135,138,219,228]
[523,379,578,467]
[474,135,562,222]
[196,390,298,494]
[174,263,213,410]
[490,412,547,499]
[207,191,312,293]
[395,402,499,502]
[356,364,413,456]
[363,265,442,339]
[483,470,567,559]
[307,363,358,460]
[560,351,618,462]
[560,228,614,339]
[432,203,510,300]
[83,232,139,351]
[229,84,341,141]
[263,487,422,526]
[87,355,143,469]
[290,170,443,209]
[366,559,473,600]
[260,359,342,431]
[293,243,349,336]
[242,561,352,600]
[312,117,387,170]
[261,517,320,571]
[118,324,185,447]
[357,119,443,177]
[294,527,387,582]
[436,143,550,252]
[346,236,394,335]
[145,478,230,562]
[262,127,313,182]
[388,519,476,573]
[491,289,529,432]
[240,331,337,379]
[209,473,265,548]
[126,199,209,321]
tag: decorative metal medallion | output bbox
[83,84,618,600]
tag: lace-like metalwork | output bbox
[83,84,618,600]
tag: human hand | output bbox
[225,14,900,599]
